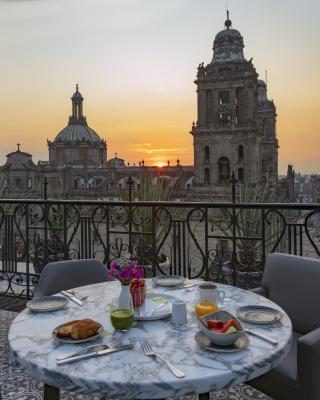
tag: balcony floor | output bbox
[0,308,271,400]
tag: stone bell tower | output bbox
[191,12,278,195]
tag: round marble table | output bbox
[9,280,292,399]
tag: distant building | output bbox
[1,13,291,202]
[191,12,278,198]
[0,86,192,199]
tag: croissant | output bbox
[70,319,100,340]
[57,320,80,337]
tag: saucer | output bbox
[153,275,186,287]
[134,293,175,321]
[27,296,67,312]
[237,305,283,325]
[195,330,249,353]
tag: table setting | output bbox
[8,258,292,399]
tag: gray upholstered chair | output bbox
[249,253,320,400]
[34,259,109,298]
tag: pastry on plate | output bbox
[70,319,100,340]
[57,320,80,337]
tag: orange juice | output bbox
[195,302,218,317]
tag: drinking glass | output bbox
[109,298,134,331]
[195,283,220,318]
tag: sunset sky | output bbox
[0,0,319,173]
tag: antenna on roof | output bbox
[225,2,232,30]
[265,70,268,87]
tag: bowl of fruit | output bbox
[198,310,244,346]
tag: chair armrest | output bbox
[251,287,268,297]
[298,326,320,400]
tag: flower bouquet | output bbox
[108,257,144,309]
[107,257,143,285]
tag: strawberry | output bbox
[207,319,224,330]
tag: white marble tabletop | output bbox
[8,280,292,399]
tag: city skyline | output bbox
[0,0,319,174]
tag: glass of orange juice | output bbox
[195,283,219,318]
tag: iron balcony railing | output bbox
[0,196,320,299]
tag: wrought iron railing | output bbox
[0,197,319,298]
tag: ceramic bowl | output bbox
[198,310,244,346]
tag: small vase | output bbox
[118,283,132,309]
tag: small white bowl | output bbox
[198,310,244,346]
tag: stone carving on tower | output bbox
[191,11,278,195]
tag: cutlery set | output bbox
[60,290,84,305]
[56,281,278,373]
[56,335,186,378]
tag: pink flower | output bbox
[107,259,144,283]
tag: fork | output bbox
[56,337,121,361]
[139,337,185,378]
[66,290,89,301]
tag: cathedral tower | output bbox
[191,12,278,191]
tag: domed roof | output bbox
[55,124,101,143]
[211,13,245,64]
[53,85,103,143]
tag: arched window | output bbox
[218,157,230,182]
[204,146,210,163]
[238,167,244,183]
[204,168,210,185]
[206,90,213,124]
[238,145,244,161]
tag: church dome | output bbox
[53,85,103,143]
[55,125,101,143]
[211,12,245,64]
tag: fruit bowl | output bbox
[198,310,244,346]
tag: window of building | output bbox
[28,178,32,189]
[238,168,244,183]
[206,90,213,124]
[4,179,7,188]
[204,146,210,163]
[219,91,230,104]
[218,157,230,182]
[204,168,210,185]
[219,111,232,128]
[238,145,244,161]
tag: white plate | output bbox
[27,296,68,312]
[134,293,178,321]
[195,330,249,353]
[52,322,104,344]
[153,275,186,287]
[237,305,283,325]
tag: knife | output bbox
[244,329,279,345]
[61,290,83,306]
[57,344,134,365]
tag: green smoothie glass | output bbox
[109,298,134,331]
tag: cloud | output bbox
[129,143,152,148]
[128,145,186,154]
[149,156,180,161]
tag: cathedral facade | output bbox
[0,86,192,199]
[0,13,280,201]
[191,13,278,196]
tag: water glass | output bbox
[171,300,188,325]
